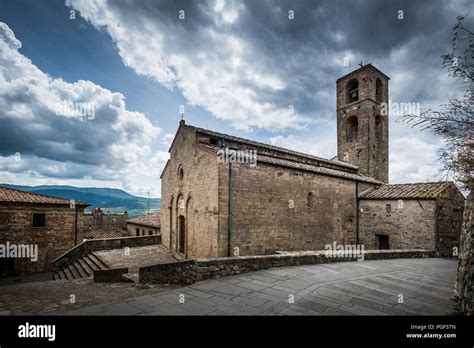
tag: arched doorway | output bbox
[178,215,186,254]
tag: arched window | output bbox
[307,192,314,208]
[178,166,184,182]
[346,116,358,142]
[347,79,359,102]
[375,78,382,102]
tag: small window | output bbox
[178,167,184,182]
[32,213,46,228]
[136,228,139,236]
[149,230,153,236]
[209,137,219,145]
[385,204,391,212]
[307,192,314,208]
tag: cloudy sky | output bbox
[0,0,472,197]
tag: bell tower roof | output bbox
[336,63,390,83]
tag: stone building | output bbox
[127,213,161,237]
[82,208,128,233]
[359,182,465,253]
[0,186,88,274]
[160,64,464,259]
[336,64,389,183]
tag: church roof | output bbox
[336,63,390,82]
[165,121,384,184]
[197,143,383,184]
[183,122,358,171]
[0,185,89,206]
[359,182,456,200]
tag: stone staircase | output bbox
[53,252,109,280]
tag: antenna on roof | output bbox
[147,190,150,215]
[358,61,364,67]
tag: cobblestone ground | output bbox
[0,258,457,315]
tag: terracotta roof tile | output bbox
[197,144,383,185]
[360,182,454,199]
[127,212,161,228]
[185,123,358,171]
[0,186,89,206]
[84,226,128,239]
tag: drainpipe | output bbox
[74,206,78,245]
[221,138,233,257]
[355,181,360,244]
[227,161,233,257]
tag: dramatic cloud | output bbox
[66,0,472,183]
[0,22,166,196]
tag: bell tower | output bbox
[336,64,389,183]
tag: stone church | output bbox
[160,64,464,259]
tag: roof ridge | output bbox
[184,123,358,170]
[0,185,88,205]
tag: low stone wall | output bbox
[52,235,161,270]
[139,249,436,285]
[94,267,133,283]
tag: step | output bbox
[82,255,102,272]
[72,261,88,278]
[122,273,139,284]
[68,264,81,279]
[77,258,93,276]
[89,253,109,269]
[62,266,74,280]
[53,272,61,281]
[58,269,67,280]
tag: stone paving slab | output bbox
[0,258,459,316]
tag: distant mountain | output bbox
[0,184,160,218]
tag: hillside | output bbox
[0,184,160,218]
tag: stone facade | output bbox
[360,199,437,250]
[82,209,128,233]
[160,65,465,262]
[126,212,161,237]
[359,184,465,253]
[160,126,221,259]
[337,64,389,183]
[161,121,379,259]
[0,203,85,273]
[126,223,160,237]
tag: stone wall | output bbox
[160,123,220,259]
[82,212,128,232]
[359,199,437,250]
[0,203,84,273]
[336,65,389,183]
[94,267,133,283]
[436,184,465,254]
[226,161,366,256]
[138,249,436,285]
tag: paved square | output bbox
[63,258,458,316]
